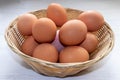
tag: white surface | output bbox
[0,0,120,80]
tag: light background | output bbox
[0,0,120,80]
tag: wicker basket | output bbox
[5,8,114,77]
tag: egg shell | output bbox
[17,13,37,36]
[21,36,39,56]
[47,3,67,27]
[59,46,89,63]
[80,32,99,53]
[78,10,104,32]
[32,18,57,43]
[33,43,59,63]
[59,19,87,46]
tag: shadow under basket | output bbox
[5,8,114,77]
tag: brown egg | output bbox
[21,36,39,56]
[17,13,37,36]
[78,10,104,32]
[59,46,89,63]
[47,3,67,27]
[33,43,58,63]
[59,20,87,46]
[80,32,99,53]
[32,18,57,43]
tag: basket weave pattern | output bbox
[5,8,114,77]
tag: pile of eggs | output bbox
[17,3,104,63]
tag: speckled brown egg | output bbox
[80,32,99,53]
[47,3,67,27]
[21,36,39,56]
[33,43,58,63]
[17,13,37,36]
[59,19,87,46]
[59,46,89,63]
[78,10,104,32]
[32,18,57,43]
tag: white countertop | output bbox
[0,0,120,80]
